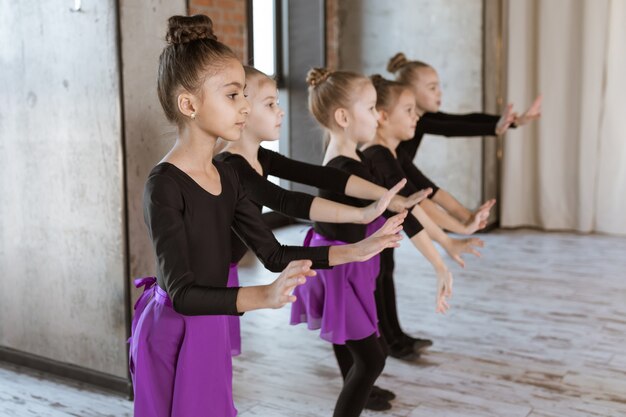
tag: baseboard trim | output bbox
[0,345,132,398]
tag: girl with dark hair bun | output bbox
[128,15,404,417]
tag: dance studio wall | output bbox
[0,0,188,384]
[0,2,127,378]
[122,0,187,315]
[338,0,485,210]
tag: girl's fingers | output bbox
[530,95,542,113]
[282,276,306,291]
[279,294,297,306]
[284,260,312,276]
[472,238,485,247]
[391,225,403,235]
[389,179,407,195]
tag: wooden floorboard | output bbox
[2,228,625,416]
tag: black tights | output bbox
[375,248,406,346]
[331,333,387,417]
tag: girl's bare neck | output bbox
[323,131,360,165]
[221,132,262,162]
[221,132,265,175]
[161,125,218,174]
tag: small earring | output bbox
[190,112,196,120]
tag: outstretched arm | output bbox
[262,148,423,213]
[409,203,483,269]
[224,153,401,225]
[310,179,407,224]
[407,229,453,314]
[232,180,406,271]
[236,260,315,312]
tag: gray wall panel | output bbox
[120,0,187,307]
[0,0,127,377]
[339,0,485,209]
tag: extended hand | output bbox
[436,268,453,314]
[350,211,407,262]
[388,187,432,213]
[496,103,516,136]
[464,199,496,234]
[514,95,542,126]
[361,179,407,224]
[445,237,484,268]
[267,260,316,308]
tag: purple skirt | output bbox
[226,263,241,356]
[290,217,385,344]
[129,277,237,417]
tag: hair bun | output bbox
[387,52,408,73]
[306,67,332,87]
[370,74,387,88]
[166,15,217,45]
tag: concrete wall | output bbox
[121,0,187,306]
[339,0,485,209]
[0,1,127,377]
[0,0,245,381]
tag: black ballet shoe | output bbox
[364,395,392,411]
[401,334,433,353]
[389,342,418,360]
[371,385,396,401]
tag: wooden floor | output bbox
[2,227,626,416]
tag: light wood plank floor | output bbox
[2,228,626,416]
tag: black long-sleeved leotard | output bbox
[214,147,351,264]
[143,161,331,316]
[396,111,513,196]
[397,111,502,160]
[314,150,424,243]
[361,144,434,212]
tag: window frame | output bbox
[246,0,284,87]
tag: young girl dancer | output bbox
[362,75,483,359]
[290,68,462,416]
[387,52,542,230]
[215,65,429,357]
[129,15,405,417]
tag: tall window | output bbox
[248,0,284,192]
[250,0,278,77]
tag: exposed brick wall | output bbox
[189,0,248,62]
[325,0,340,70]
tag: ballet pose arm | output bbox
[230,167,406,272]
[220,152,402,225]
[260,148,426,213]
[362,146,483,266]
[144,173,244,315]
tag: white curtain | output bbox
[502,0,626,235]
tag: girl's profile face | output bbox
[410,66,442,114]
[244,77,284,142]
[347,81,379,144]
[193,58,251,141]
[385,88,420,141]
